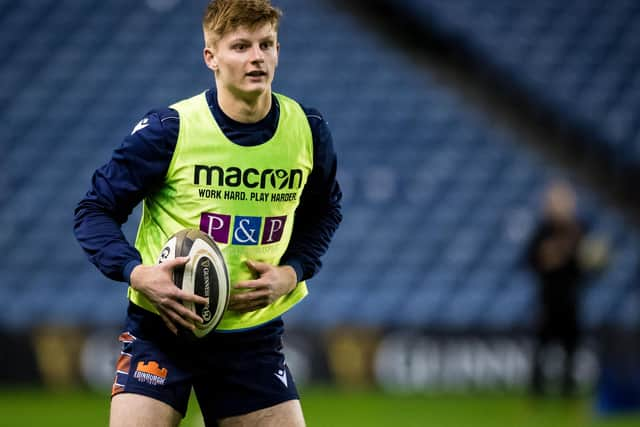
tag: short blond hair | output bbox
[203,0,282,47]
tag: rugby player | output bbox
[74,1,342,425]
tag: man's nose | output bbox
[250,45,264,62]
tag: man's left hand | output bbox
[229,260,297,313]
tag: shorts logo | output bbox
[200,212,287,246]
[133,361,168,386]
[274,369,288,387]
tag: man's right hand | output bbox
[129,257,209,335]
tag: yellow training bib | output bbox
[130,91,313,330]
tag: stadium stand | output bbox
[380,0,640,171]
[0,0,637,334]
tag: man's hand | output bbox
[229,260,297,313]
[129,257,209,335]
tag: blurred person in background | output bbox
[526,180,608,397]
[73,0,342,425]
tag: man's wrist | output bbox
[281,260,303,283]
[278,265,298,293]
[124,260,142,285]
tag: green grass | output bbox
[0,386,638,427]
[301,387,640,427]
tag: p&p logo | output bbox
[200,212,287,245]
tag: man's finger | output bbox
[230,289,270,302]
[164,308,196,331]
[231,300,269,313]
[234,278,267,290]
[161,256,190,270]
[177,290,209,307]
[229,292,270,310]
[246,260,270,274]
[171,300,204,324]
[162,295,204,324]
[158,312,178,335]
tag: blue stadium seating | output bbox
[385,0,640,169]
[0,0,637,333]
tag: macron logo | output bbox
[274,369,288,388]
[131,118,150,135]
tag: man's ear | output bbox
[203,47,218,72]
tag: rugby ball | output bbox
[158,229,230,337]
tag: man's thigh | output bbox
[218,400,305,427]
[110,393,183,427]
[111,331,193,419]
[194,318,300,422]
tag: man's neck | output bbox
[216,86,272,124]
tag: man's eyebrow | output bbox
[228,37,251,44]
[228,35,275,44]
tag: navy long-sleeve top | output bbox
[74,88,342,284]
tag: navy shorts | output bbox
[112,303,299,422]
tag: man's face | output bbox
[205,23,279,100]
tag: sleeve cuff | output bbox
[123,259,142,284]
[281,259,304,283]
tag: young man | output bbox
[74,1,342,425]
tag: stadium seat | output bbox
[384,0,640,169]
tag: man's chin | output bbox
[232,84,270,101]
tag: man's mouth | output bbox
[246,70,267,77]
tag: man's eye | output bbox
[233,44,247,51]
